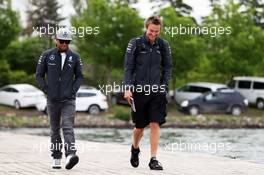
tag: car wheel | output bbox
[188,106,199,116]
[231,105,242,116]
[14,100,21,109]
[111,96,117,105]
[88,105,100,115]
[256,99,264,109]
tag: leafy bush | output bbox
[112,106,131,122]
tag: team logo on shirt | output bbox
[68,56,73,62]
[49,55,55,61]
[38,55,43,64]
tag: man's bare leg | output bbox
[149,122,163,170]
[132,128,144,148]
[150,122,160,157]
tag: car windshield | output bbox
[77,92,97,97]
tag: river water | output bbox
[4,128,264,164]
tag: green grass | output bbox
[0,115,49,128]
[110,105,131,122]
[1,104,264,128]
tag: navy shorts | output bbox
[131,92,167,128]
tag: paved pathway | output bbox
[0,132,263,175]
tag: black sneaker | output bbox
[65,154,79,170]
[149,157,163,170]
[130,145,140,168]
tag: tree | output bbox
[159,7,205,88]
[0,60,11,86]
[3,37,47,74]
[71,0,143,85]
[71,0,87,16]
[238,0,264,28]
[25,0,65,48]
[0,0,20,55]
[0,0,21,86]
[202,0,264,82]
[149,0,194,23]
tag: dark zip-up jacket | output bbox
[36,48,83,102]
[124,35,172,90]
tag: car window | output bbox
[191,86,211,93]
[0,87,10,92]
[178,85,189,92]
[238,81,251,89]
[188,86,198,92]
[77,92,96,97]
[253,82,264,90]
[1,87,18,92]
[9,88,19,93]
[179,85,211,93]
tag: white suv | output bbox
[228,76,264,109]
[174,82,228,105]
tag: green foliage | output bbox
[8,70,36,86]
[25,0,65,35]
[238,0,264,28]
[112,106,131,121]
[202,0,264,82]
[1,0,264,90]
[0,60,33,87]
[25,0,65,48]
[160,7,205,87]
[71,0,143,85]
[8,70,27,84]
[3,37,47,74]
[0,60,11,86]
[150,0,193,17]
[0,3,21,53]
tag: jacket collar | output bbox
[143,32,159,46]
[55,47,71,56]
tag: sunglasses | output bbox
[59,40,71,44]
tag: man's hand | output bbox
[124,90,133,105]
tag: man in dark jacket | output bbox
[36,28,83,170]
[124,16,172,170]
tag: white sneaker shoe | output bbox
[52,159,62,169]
[65,154,79,170]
